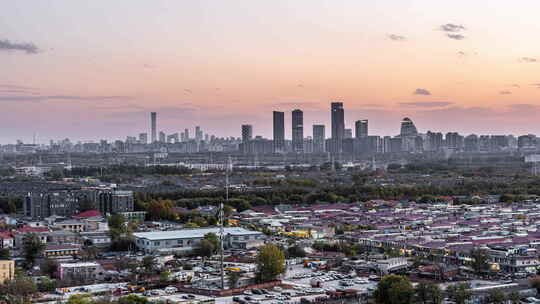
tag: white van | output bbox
[165,286,178,294]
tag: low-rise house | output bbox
[80,232,111,247]
[0,233,14,248]
[44,244,81,258]
[45,230,80,245]
[59,262,105,281]
[54,219,85,232]
[0,260,14,284]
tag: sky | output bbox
[2,0,540,144]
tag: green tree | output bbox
[41,258,59,278]
[374,274,414,304]
[255,244,286,283]
[470,248,490,274]
[196,239,215,258]
[228,271,241,289]
[486,289,506,304]
[287,245,306,258]
[223,204,235,217]
[507,291,521,304]
[203,233,220,251]
[22,232,45,268]
[67,294,93,304]
[0,274,38,304]
[141,256,157,273]
[446,283,472,304]
[0,248,10,259]
[415,281,442,304]
[37,277,57,292]
[108,214,134,251]
[117,294,150,304]
[108,213,126,230]
[160,270,171,282]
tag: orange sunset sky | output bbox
[1,1,540,143]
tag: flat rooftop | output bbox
[133,227,262,241]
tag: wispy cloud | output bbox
[439,23,466,40]
[0,95,132,103]
[447,34,465,40]
[413,88,431,95]
[520,57,537,63]
[440,23,466,32]
[388,34,406,41]
[399,101,453,108]
[499,90,512,95]
[0,39,39,54]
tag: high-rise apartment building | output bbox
[241,124,253,143]
[331,102,345,153]
[344,128,353,139]
[273,111,285,153]
[150,112,157,143]
[355,120,368,138]
[291,109,304,153]
[313,125,326,153]
[195,126,203,141]
[139,133,148,144]
[159,131,166,143]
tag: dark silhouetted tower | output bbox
[273,111,285,153]
[291,109,304,153]
[313,125,325,153]
[355,120,368,138]
[241,124,253,143]
[150,112,157,143]
[331,102,344,153]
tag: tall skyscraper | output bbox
[355,120,368,138]
[159,131,166,143]
[139,133,148,144]
[291,109,304,153]
[241,124,253,143]
[313,124,325,153]
[195,126,203,141]
[150,112,157,143]
[184,128,189,141]
[331,102,345,153]
[273,111,285,153]
[400,117,418,137]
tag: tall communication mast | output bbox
[220,156,232,289]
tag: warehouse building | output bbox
[133,227,264,253]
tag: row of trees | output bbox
[374,275,521,304]
[133,177,540,215]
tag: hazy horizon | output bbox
[2,1,540,143]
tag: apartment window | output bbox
[154,241,160,246]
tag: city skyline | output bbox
[3,1,540,143]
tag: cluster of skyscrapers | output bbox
[239,102,527,156]
[240,102,371,155]
[3,103,538,156]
